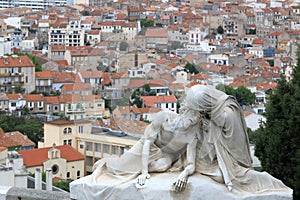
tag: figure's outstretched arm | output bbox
[173,137,197,192]
[136,139,152,187]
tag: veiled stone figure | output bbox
[70,85,293,200]
[185,84,292,193]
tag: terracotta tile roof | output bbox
[25,94,44,101]
[127,79,166,88]
[44,96,60,104]
[256,82,277,91]
[0,146,7,152]
[53,60,68,69]
[268,31,283,37]
[50,44,65,52]
[35,71,52,79]
[139,107,161,114]
[117,105,141,115]
[101,73,111,85]
[0,56,35,68]
[192,73,209,80]
[145,28,168,38]
[0,131,35,148]
[88,30,100,35]
[187,82,201,88]
[51,71,77,83]
[141,95,177,107]
[6,93,22,100]
[61,83,92,91]
[18,145,85,167]
[58,94,100,103]
[80,70,103,78]
[252,39,264,45]
[110,72,128,79]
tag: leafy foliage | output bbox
[217,25,224,34]
[254,74,300,198]
[184,62,199,74]
[168,41,184,51]
[140,19,154,27]
[216,84,256,106]
[0,115,43,145]
[16,53,42,72]
[53,179,73,192]
[119,41,129,51]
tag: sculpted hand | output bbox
[136,173,150,187]
[173,171,188,192]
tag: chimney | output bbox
[46,168,53,191]
[35,168,42,190]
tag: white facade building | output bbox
[48,24,85,47]
[0,37,12,57]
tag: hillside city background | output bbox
[0,0,299,199]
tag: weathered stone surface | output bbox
[70,172,293,200]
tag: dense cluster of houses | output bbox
[0,0,295,186]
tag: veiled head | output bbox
[185,85,228,113]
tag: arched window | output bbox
[68,128,72,133]
[67,172,70,179]
[77,170,80,177]
[63,128,67,134]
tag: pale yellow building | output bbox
[41,119,139,173]
[0,55,35,94]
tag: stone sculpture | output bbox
[70,85,293,200]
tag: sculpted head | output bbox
[185,85,228,113]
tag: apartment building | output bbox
[0,0,69,10]
[41,119,137,173]
[0,55,35,94]
[48,22,85,47]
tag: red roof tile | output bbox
[141,95,177,107]
[18,145,85,167]
[25,94,44,101]
[0,131,35,148]
[0,56,35,68]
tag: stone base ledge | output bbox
[70,172,293,200]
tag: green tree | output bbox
[144,83,151,93]
[140,19,154,27]
[185,62,199,74]
[168,41,183,51]
[216,84,255,106]
[119,41,128,51]
[254,75,300,198]
[217,25,224,34]
[15,85,25,94]
[234,86,256,106]
[0,115,43,145]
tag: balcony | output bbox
[66,108,85,113]
[9,72,23,76]
[0,73,9,77]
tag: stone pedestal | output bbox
[70,172,293,200]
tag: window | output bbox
[95,143,101,152]
[63,128,67,134]
[86,142,92,151]
[78,125,83,133]
[103,144,110,154]
[68,128,72,133]
[63,140,67,145]
[97,103,102,108]
[77,170,80,177]
[112,145,118,155]
[68,139,72,146]
[51,164,59,174]
[79,142,84,149]
[67,172,70,179]
[11,102,16,107]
